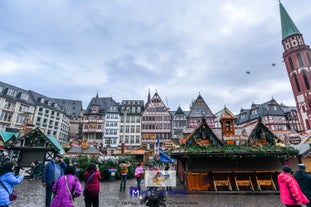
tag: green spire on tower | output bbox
[279,2,300,40]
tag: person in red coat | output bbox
[84,164,101,207]
[278,166,309,207]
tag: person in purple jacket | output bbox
[0,161,24,207]
[42,154,67,207]
[51,165,82,207]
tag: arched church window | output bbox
[288,57,294,71]
[306,119,310,130]
[302,70,310,90]
[297,53,304,67]
[294,74,301,92]
[307,52,311,66]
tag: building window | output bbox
[294,74,301,92]
[306,119,310,130]
[307,53,311,65]
[135,135,140,143]
[0,112,12,122]
[297,53,304,67]
[7,89,17,97]
[130,126,135,133]
[20,93,29,100]
[288,57,294,71]
[303,71,310,90]
[4,101,15,110]
[136,125,140,133]
[19,104,30,113]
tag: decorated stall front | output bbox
[171,114,298,192]
[1,124,64,176]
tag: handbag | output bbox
[65,176,74,205]
[83,172,95,196]
[0,180,17,201]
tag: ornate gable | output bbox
[182,118,222,147]
[188,94,215,118]
[6,127,63,153]
[142,92,169,115]
[248,118,276,146]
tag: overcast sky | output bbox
[1,0,311,114]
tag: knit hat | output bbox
[298,164,306,170]
[282,166,292,173]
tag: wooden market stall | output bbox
[1,124,64,176]
[171,113,299,192]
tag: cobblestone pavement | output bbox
[12,178,284,207]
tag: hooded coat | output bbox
[51,174,82,207]
[278,172,309,205]
[0,172,24,206]
[294,170,311,207]
[84,170,101,196]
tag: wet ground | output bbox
[13,178,284,207]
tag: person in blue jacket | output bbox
[42,154,67,207]
[0,161,24,207]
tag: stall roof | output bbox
[0,131,19,143]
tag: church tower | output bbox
[279,2,311,130]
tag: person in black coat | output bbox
[294,164,311,207]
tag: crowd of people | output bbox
[278,164,311,207]
[12,154,311,207]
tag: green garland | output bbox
[171,145,298,159]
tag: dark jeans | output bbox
[285,205,302,207]
[45,183,53,207]
[85,195,99,207]
[136,177,142,190]
[120,174,128,191]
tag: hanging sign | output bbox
[288,136,301,145]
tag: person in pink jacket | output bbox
[278,166,309,207]
[51,165,82,207]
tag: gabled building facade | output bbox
[141,91,171,150]
[29,91,71,144]
[171,106,188,140]
[0,82,36,132]
[235,98,301,132]
[187,94,216,128]
[82,94,120,150]
[0,81,71,143]
[280,2,311,130]
[119,100,144,148]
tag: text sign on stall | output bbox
[289,136,301,145]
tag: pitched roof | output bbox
[180,118,222,147]
[3,127,64,153]
[279,2,300,40]
[188,94,215,118]
[0,132,19,143]
[85,96,119,114]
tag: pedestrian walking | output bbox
[84,163,101,207]
[0,161,24,207]
[277,165,309,207]
[119,161,130,192]
[164,163,172,191]
[42,154,67,207]
[134,163,144,191]
[30,160,42,181]
[294,164,311,207]
[50,165,82,207]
